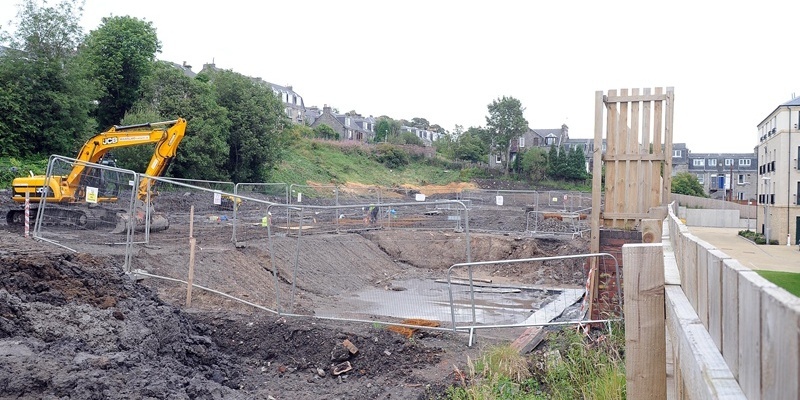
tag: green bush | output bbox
[373,144,409,169]
[0,157,48,188]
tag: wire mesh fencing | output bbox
[446,253,620,338]
[30,155,138,253]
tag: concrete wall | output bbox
[682,208,740,228]
[672,193,756,219]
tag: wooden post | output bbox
[623,243,666,399]
[186,205,195,307]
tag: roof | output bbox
[758,96,800,127]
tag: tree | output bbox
[123,61,230,181]
[81,15,160,129]
[566,146,589,181]
[201,68,289,183]
[521,147,548,181]
[0,0,97,158]
[485,96,528,175]
[410,117,429,129]
[454,130,487,163]
[672,172,708,197]
[375,117,392,142]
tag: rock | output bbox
[331,345,350,362]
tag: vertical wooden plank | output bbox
[760,287,800,400]
[629,88,644,216]
[738,270,776,400]
[695,240,712,330]
[682,234,699,311]
[722,259,746,380]
[653,87,665,208]
[616,89,629,229]
[624,243,666,400]
[591,90,604,255]
[186,237,196,307]
[604,89,618,229]
[663,87,675,204]
[641,88,652,152]
[707,249,730,352]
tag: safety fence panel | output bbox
[31,155,138,254]
[129,176,279,313]
[288,184,341,206]
[525,208,592,238]
[232,183,288,243]
[447,253,620,334]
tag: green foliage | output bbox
[312,123,338,140]
[373,144,409,169]
[543,325,626,400]
[672,172,708,197]
[133,62,230,181]
[375,117,392,142]
[520,148,548,182]
[202,68,290,183]
[738,230,778,245]
[485,96,528,174]
[566,146,590,181]
[81,15,160,128]
[0,157,48,187]
[453,130,488,163]
[0,0,98,158]
[756,270,800,297]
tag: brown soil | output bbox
[0,186,589,399]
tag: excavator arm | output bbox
[65,118,187,201]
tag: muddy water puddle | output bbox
[315,278,567,326]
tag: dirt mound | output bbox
[0,231,468,399]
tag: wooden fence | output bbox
[631,202,800,399]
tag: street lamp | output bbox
[762,177,771,244]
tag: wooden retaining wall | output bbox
[660,202,800,399]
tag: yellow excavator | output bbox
[6,118,187,234]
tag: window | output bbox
[545,136,555,145]
[725,158,734,166]
[708,159,717,167]
[738,174,745,184]
[345,117,351,127]
[739,159,751,166]
[697,174,704,184]
[673,150,682,157]
[519,137,525,148]
[738,192,745,201]
[693,159,705,167]
[495,154,502,163]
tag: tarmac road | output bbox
[686,226,800,273]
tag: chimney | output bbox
[323,104,331,114]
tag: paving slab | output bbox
[687,227,800,273]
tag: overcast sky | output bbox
[3,0,800,153]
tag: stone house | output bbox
[309,105,375,142]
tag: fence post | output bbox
[623,243,666,399]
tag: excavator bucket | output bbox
[111,201,169,234]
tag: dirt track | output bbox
[0,188,590,399]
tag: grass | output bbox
[270,139,466,187]
[444,323,625,400]
[756,270,800,297]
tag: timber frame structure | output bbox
[588,87,674,315]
